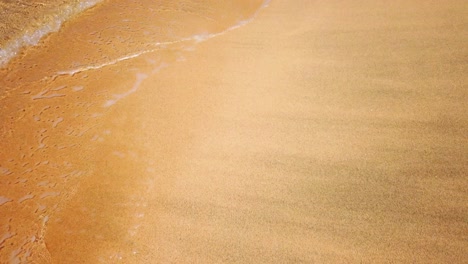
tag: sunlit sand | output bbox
[0,0,467,263]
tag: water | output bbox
[0,0,268,262]
[0,0,103,67]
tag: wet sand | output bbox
[1,0,467,263]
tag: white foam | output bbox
[102,73,148,107]
[17,194,34,203]
[0,196,12,205]
[72,86,84,91]
[37,181,50,187]
[0,0,103,68]
[31,89,66,100]
[57,52,144,76]
[52,117,64,128]
[54,0,271,77]
[0,232,15,247]
[36,204,47,212]
[39,192,60,199]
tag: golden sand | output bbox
[1,0,467,263]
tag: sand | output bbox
[1,0,467,263]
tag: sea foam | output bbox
[0,0,103,67]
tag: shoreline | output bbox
[0,0,103,68]
[1,0,467,263]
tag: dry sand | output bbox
[1,0,467,263]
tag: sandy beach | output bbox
[1,0,467,263]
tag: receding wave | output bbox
[56,10,266,78]
[0,0,271,90]
[0,0,271,262]
[0,0,103,67]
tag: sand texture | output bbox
[0,0,467,263]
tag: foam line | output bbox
[54,0,271,77]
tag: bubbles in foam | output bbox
[0,0,104,68]
[0,1,272,262]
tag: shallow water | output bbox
[0,0,103,67]
[0,0,267,262]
